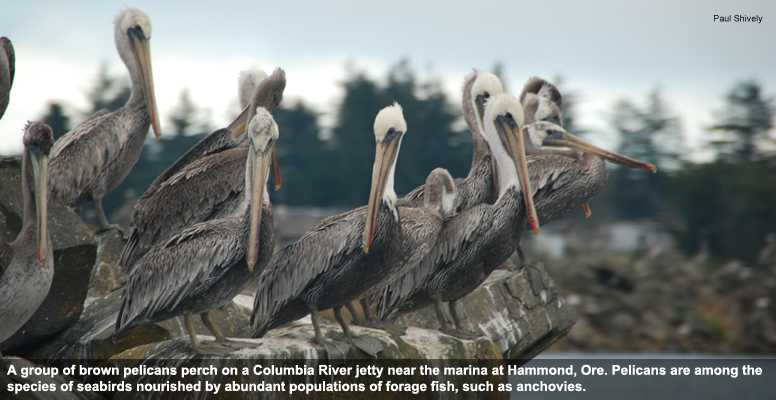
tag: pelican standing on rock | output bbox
[48,8,160,233]
[0,122,54,355]
[0,37,14,121]
[114,107,278,355]
[376,94,538,339]
[119,69,285,274]
[251,103,450,347]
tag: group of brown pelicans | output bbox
[0,8,656,357]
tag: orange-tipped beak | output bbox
[582,203,592,218]
[496,116,540,235]
[271,147,281,191]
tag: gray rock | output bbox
[395,261,577,362]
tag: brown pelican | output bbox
[0,37,14,121]
[238,68,282,190]
[114,106,277,355]
[520,76,590,218]
[48,7,160,233]
[119,69,285,274]
[0,122,54,355]
[401,70,503,210]
[251,103,450,346]
[375,93,538,339]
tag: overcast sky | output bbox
[1,0,774,160]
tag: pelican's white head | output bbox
[114,8,152,66]
[373,102,407,141]
[238,69,269,109]
[470,71,504,135]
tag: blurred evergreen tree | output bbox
[605,87,683,219]
[86,63,131,115]
[328,70,384,206]
[40,102,70,141]
[271,101,329,205]
[551,75,589,139]
[327,60,469,207]
[169,89,212,138]
[382,60,468,196]
[709,79,774,162]
[672,161,776,264]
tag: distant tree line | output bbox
[36,61,775,264]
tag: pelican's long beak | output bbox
[544,130,657,172]
[227,105,249,138]
[29,150,49,266]
[247,143,272,272]
[363,136,400,253]
[129,28,161,140]
[496,115,540,236]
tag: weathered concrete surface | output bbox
[108,323,507,400]
[1,157,98,354]
[0,356,105,400]
[395,260,577,362]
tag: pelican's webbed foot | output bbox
[96,223,126,235]
[93,198,125,235]
[439,326,483,340]
[199,312,258,349]
[348,299,407,335]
